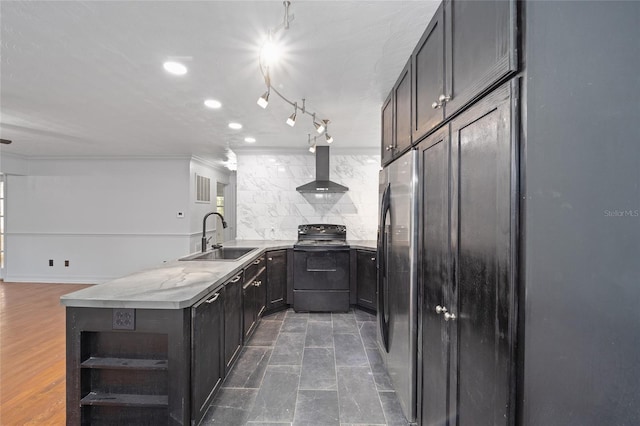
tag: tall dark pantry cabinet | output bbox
[381,0,640,425]
[419,84,518,426]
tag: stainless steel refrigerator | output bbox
[377,148,419,423]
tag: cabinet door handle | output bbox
[230,275,242,283]
[435,305,447,314]
[371,257,376,261]
[432,94,451,109]
[444,312,457,321]
[205,292,220,304]
[268,257,273,261]
[254,280,262,287]
[385,145,394,151]
[253,259,261,265]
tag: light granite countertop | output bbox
[60,239,376,310]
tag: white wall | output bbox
[236,151,380,241]
[5,156,230,283]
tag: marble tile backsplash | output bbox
[237,153,380,241]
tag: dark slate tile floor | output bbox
[201,308,409,426]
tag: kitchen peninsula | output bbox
[61,239,376,425]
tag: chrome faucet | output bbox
[202,212,228,252]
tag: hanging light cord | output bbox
[258,1,331,141]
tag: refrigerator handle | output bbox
[377,183,391,352]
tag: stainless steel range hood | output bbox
[296,146,349,193]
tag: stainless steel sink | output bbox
[180,247,258,261]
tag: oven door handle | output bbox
[377,183,391,352]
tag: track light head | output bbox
[257,91,270,109]
[286,103,297,127]
[312,114,325,134]
[325,133,333,144]
[309,143,316,153]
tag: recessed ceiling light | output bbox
[163,61,187,75]
[244,137,256,143]
[229,122,243,130]
[204,99,222,109]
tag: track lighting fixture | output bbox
[257,90,270,109]
[286,103,297,127]
[324,121,333,143]
[312,114,326,134]
[325,133,333,144]
[257,1,335,148]
[307,134,317,153]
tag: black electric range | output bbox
[292,224,351,312]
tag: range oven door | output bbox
[293,248,350,312]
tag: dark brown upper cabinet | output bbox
[411,0,517,143]
[412,4,445,143]
[382,58,412,167]
[394,58,413,155]
[381,92,394,166]
[443,0,518,118]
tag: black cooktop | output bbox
[295,224,348,248]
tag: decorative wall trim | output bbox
[3,274,110,284]
[24,154,193,162]
[5,232,197,238]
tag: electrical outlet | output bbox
[49,259,54,267]
[113,309,135,330]
[65,260,70,267]
[176,211,185,218]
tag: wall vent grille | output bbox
[196,174,211,203]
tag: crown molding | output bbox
[190,155,232,174]
[233,146,379,156]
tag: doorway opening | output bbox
[216,182,226,244]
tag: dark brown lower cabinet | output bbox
[66,308,190,425]
[223,273,243,373]
[419,81,518,425]
[266,250,287,312]
[243,264,266,341]
[191,289,224,426]
[356,249,377,311]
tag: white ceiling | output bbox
[0,1,438,165]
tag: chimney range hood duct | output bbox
[296,146,349,193]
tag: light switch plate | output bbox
[177,211,185,218]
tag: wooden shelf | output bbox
[80,392,168,407]
[81,357,168,370]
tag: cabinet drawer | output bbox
[293,290,349,313]
[244,255,265,282]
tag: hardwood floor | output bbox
[0,282,92,425]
